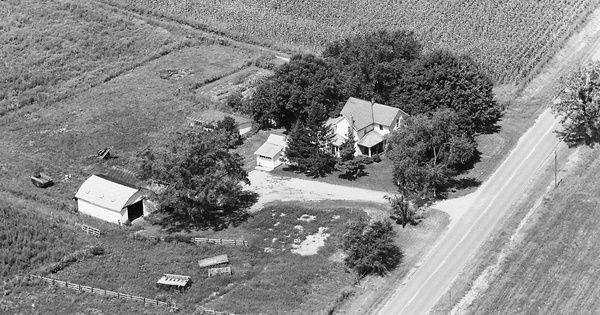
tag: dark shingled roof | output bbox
[340,97,407,131]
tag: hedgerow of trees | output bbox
[140,120,257,230]
[552,62,600,146]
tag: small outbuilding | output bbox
[156,274,192,292]
[198,254,230,269]
[74,174,147,225]
[254,134,287,171]
[187,110,252,135]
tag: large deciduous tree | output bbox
[140,128,257,231]
[552,62,600,146]
[248,54,348,130]
[387,109,476,200]
[323,29,421,103]
[391,50,502,135]
[342,218,403,278]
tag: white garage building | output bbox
[74,174,147,225]
[254,134,287,171]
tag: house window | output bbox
[259,155,272,160]
[379,124,383,130]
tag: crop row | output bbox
[108,0,598,83]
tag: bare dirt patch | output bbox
[291,227,330,256]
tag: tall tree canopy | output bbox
[140,128,257,231]
[552,62,600,146]
[285,120,336,177]
[323,29,422,103]
[387,109,476,200]
[249,54,348,130]
[391,50,502,135]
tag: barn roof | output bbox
[105,167,139,188]
[198,254,229,268]
[341,97,407,131]
[74,175,141,212]
[254,134,287,158]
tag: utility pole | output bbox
[555,150,558,187]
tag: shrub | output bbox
[89,245,105,256]
[372,154,381,163]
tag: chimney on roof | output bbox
[370,98,375,125]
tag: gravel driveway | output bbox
[246,170,390,212]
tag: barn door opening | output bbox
[127,201,143,222]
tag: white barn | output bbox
[254,134,287,171]
[74,174,147,225]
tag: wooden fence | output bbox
[196,306,237,315]
[81,224,101,237]
[192,238,248,247]
[29,275,168,306]
[207,266,232,278]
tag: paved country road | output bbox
[376,108,561,315]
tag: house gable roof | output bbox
[75,175,141,212]
[357,130,385,148]
[254,134,287,158]
[340,97,407,131]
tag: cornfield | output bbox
[107,0,599,83]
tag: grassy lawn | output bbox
[1,200,449,315]
[14,202,367,314]
[272,159,397,194]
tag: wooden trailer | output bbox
[156,274,192,292]
[31,172,53,188]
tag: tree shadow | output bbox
[455,148,482,175]
[478,121,502,135]
[554,130,598,148]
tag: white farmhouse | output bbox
[327,97,408,156]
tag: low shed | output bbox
[187,110,252,135]
[74,174,146,225]
[156,274,192,292]
[198,254,229,269]
[254,134,287,171]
